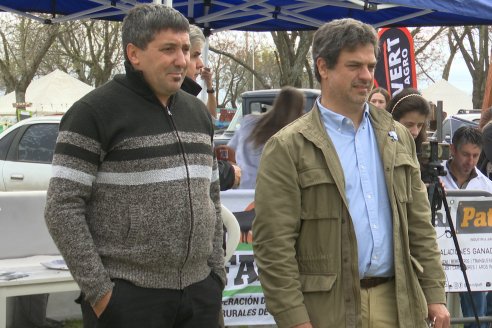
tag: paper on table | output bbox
[0,272,29,280]
[40,259,69,270]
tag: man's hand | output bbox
[427,303,450,328]
[292,323,313,328]
[92,290,112,318]
[232,164,241,188]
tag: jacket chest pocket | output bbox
[298,169,342,258]
[393,153,418,203]
[299,168,341,220]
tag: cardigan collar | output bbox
[119,60,177,107]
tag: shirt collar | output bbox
[316,97,370,131]
[446,159,479,189]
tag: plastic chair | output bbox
[221,204,240,262]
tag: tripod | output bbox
[428,176,481,327]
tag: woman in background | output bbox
[368,87,390,110]
[228,86,305,189]
[387,88,430,154]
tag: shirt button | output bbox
[367,194,372,199]
[342,219,346,224]
[372,224,377,229]
[373,256,378,260]
[345,298,351,303]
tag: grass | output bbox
[63,319,83,328]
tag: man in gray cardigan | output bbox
[45,4,225,327]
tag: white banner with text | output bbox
[434,194,492,292]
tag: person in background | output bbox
[387,88,429,154]
[45,4,225,327]
[181,24,217,118]
[252,18,449,328]
[179,25,241,191]
[227,86,305,189]
[441,126,491,328]
[367,86,390,110]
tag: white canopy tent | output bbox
[421,79,473,116]
[0,69,94,116]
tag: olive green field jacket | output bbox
[252,103,446,328]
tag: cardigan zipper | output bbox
[165,104,195,289]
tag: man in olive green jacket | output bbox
[252,19,449,328]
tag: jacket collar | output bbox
[367,104,396,135]
[298,101,398,201]
[181,76,202,96]
[118,61,177,107]
[300,101,396,145]
[367,104,397,165]
[299,102,347,207]
[298,101,330,148]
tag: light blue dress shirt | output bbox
[317,99,394,278]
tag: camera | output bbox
[418,141,451,161]
[418,140,450,184]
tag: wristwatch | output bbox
[206,88,215,94]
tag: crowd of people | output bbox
[17,3,491,328]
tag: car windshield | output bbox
[433,116,479,143]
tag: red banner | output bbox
[374,27,417,97]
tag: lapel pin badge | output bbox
[388,131,398,141]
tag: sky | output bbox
[419,57,474,96]
[447,56,473,95]
[417,47,474,96]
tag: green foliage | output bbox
[63,319,83,328]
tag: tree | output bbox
[208,32,251,108]
[411,26,491,110]
[46,20,123,87]
[209,31,280,108]
[0,15,59,119]
[208,30,314,107]
[270,31,314,87]
[411,27,447,83]
[449,26,490,109]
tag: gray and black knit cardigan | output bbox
[45,64,225,305]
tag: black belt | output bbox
[360,276,393,289]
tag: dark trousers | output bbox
[77,273,222,328]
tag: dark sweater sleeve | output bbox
[44,101,114,305]
[218,160,235,191]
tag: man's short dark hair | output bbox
[312,18,379,82]
[452,126,482,150]
[122,4,189,61]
